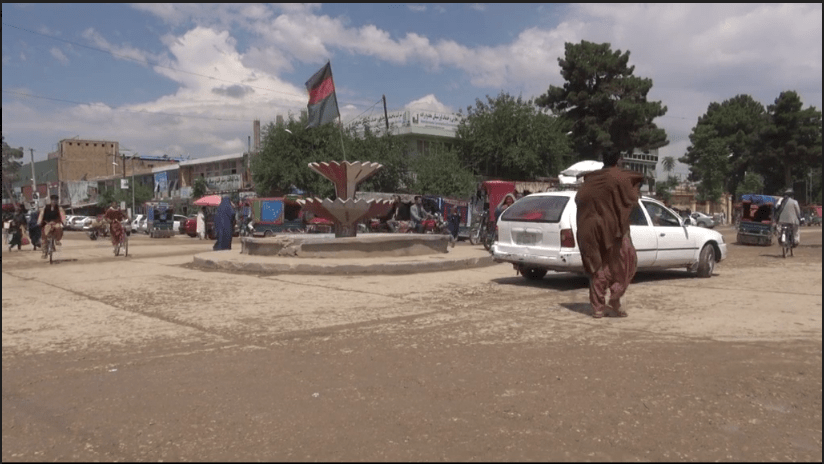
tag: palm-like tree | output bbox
[662,156,676,175]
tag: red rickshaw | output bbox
[468,180,516,249]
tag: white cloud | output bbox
[469,4,487,12]
[405,94,452,113]
[81,28,168,67]
[408,5,427,13]
[49,47,68,65]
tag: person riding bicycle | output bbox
[38,194,66,258]
[775,188,801,247]
[105,201,129,248]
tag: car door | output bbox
[629,202,658,268]
[642,200,696,267]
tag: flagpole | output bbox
[328,60,347,162]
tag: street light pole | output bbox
[29,148,37,206]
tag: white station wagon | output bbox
[490,192,727,280]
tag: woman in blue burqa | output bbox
[212,197,235,251]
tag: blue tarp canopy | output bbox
[740,194,778,205]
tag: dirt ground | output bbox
[2,226,821,461]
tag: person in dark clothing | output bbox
[213,197,235,251]
[447,205,461,246]
[28,206,42,250]
[575,153,645,319]
[8,204,26,251]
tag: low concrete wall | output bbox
[241,233,450,258]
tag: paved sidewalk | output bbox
[192,243,497,275]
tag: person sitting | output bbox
[410,196,428,233]
[8,204,26,252]
[38,194,66,256]
[495,193,516,221]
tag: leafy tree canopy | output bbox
[252,114,416,198]
[411,146,477,198]
[456,91,571,180]
[760,90,822,195]
[536,40,668,163]
[680,94,767,195]
[2,136,25,201]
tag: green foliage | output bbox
[345,127,414,193]
[735,171,764,197]
[2,136,25,200]
[655,175,680,205]
[456,91,571,180]
[411,146,478,198]
[689,125,728,204]
[536,40,668,161]
[192,177,207,199]
[681,91,821,199]
[252,114,416,198]
[761,91,822,195]
[97,181,152,209]
[680,94,767,196]
[661,156,676,174]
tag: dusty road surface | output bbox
[3,227,821,461]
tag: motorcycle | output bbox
[86,220,110,240]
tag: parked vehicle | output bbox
[690,212,716,228]
[736,194,778,246]
[490,192,727,280]
[131,214,146,234]
[244,197,306,237]
[184,214,216,239]
[145,202,175,238]
[172,214,188,235]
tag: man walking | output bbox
[575,153,645,318]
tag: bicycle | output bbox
[44,235,56,264]
[113,222,129,257]
[469,209,490,245]
[778,223,793,258]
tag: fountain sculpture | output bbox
[298,161,393,238]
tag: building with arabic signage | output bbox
[346,110,463,156]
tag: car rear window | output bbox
[500,195,570,223]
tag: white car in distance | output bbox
[491,192,727,280]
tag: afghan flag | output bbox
[305,61,340,128]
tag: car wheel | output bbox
[521,267,548,281]
[263,230,273,237]
[696,243,715,278]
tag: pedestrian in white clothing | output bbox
[196,207,206,240]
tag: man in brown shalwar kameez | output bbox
[575,154,645,318]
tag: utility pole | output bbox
[382,95,390,133]
[29,148,37,206]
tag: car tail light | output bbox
[560,228,575,248]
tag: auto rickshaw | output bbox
[146,201,175,238]
[736,194,777,246]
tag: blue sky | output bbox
[2,3,822,181]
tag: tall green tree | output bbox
[411,146,477,198]
[680,94,767,196]
[253,114,417,198]
[661,156,676,176]
[761,91,822,194]
[2,136,25,201]
[688,125,729,203]
[735,171,764,198]
[345,124,414,193]
[456,91,571,180]
[536,40,668,163]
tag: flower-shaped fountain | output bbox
[298,161,393,238]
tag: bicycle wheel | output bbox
[48,238,54,264]
[124,235,129,257]
[114,240,120,256]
